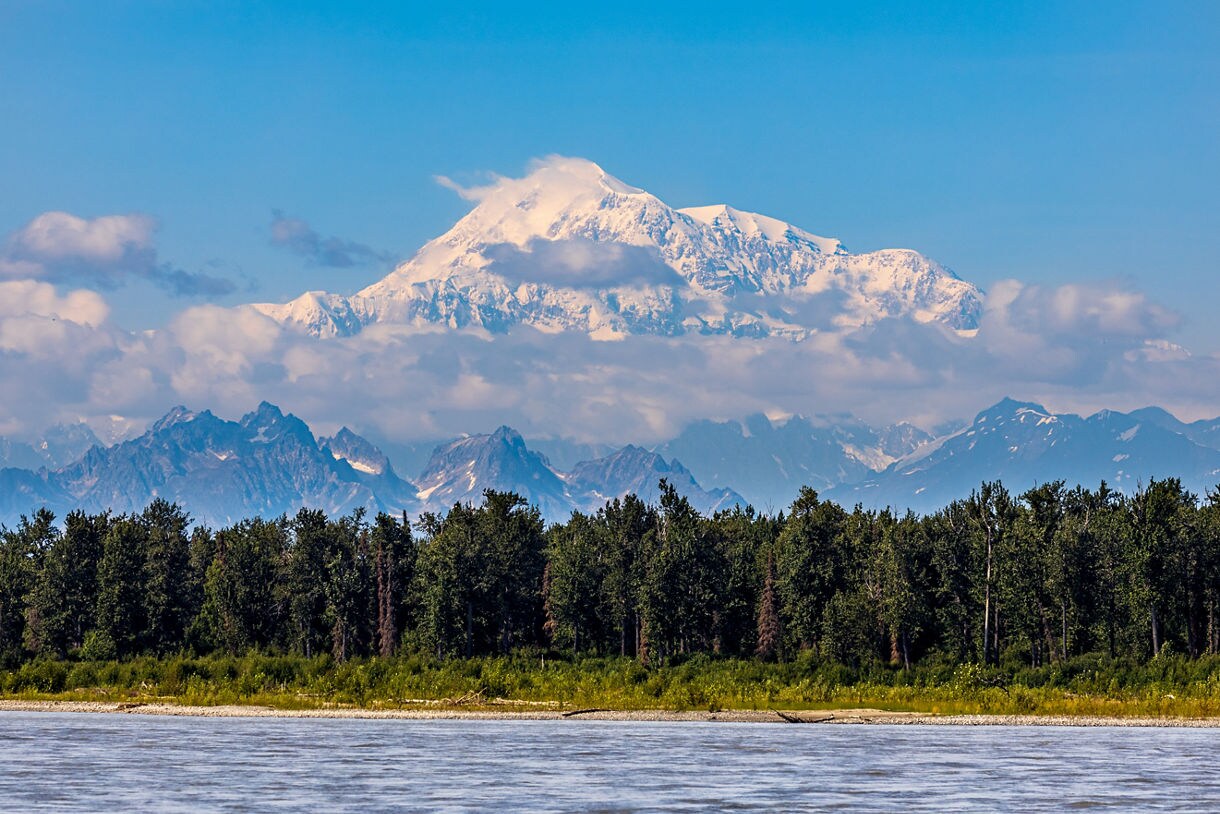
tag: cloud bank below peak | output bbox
[0,271,1212,448]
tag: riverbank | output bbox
[4,699,1220,727]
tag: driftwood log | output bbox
[561,708,612,718]
[772,709,835,724]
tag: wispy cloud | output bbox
[484,239,684,290]
[269,211,393,268]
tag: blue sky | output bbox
[0,2,1219,444]
[2,1,1216,342]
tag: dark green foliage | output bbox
[639,482,725,661]
[142,500,193,654]
[774,488,846,656]
[544,512,609,654]
[93,517,148,658]
[197,518,286,654]
[4,477,1220,679]
[412,491,546,657]
[23,511,107,657]
[371,512,414,657]
[0,510,57,665]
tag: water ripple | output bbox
[0,715,1217,812]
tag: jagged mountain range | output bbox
[252,157,983,341]
[414,428,741,520]
[0,405,744,527]
[0,403,419,526]
[2,397,1219,528]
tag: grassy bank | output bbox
[4,652,1220,718]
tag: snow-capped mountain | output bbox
[654,413,932,512]
[829,398,1220,514]
[413,427,743,520]
[1,403,420,527]
[253,157,982,340]
[0,409,749,527]
[415,427,572,519]
[320,427,419,512]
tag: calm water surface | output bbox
[0,713,1216,812]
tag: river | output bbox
[0,713,1215,811]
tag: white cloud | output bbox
[3,254,1220,450]
[0,279,110,326]
[985,279,1179,339]
[1,211,238,297]
[6,211,156,266]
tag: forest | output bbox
[2,477,1219,676]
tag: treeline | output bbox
[2,479,1219,672]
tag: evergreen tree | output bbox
[141,499,193,654]
[598,495,654,658]
[544,512,608,654]
[283,508,333,657]
[93,517,148,658]
[198,518,285,653]
[1129,479,1194,656]
[639,481,723,660]
[23,510,107,657]
[371,512,413,657]
[323,510,373,661]
[774,488,845,655]
[0,509,57,664]
[477,491,547,654]
[713,506,776,657]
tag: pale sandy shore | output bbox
[2,700,1219,727]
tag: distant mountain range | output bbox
[0,405,744,527]
[0,423,101,471]
[2,397,1219,528]
[827,399,1220,514]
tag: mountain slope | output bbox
[415,427,572,518]
[830,399,1220,513]
[654,413,931,512]
[565,445,744,515]
[253,158,983,340]
[0,423,101,470]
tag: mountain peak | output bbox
[240,402,313,444]
[490,424,522,439]
[256,157,984,338]
[322,427,396,478]
[517,156,645,196]
[975,397,1051,422]
[151,406,198,432]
